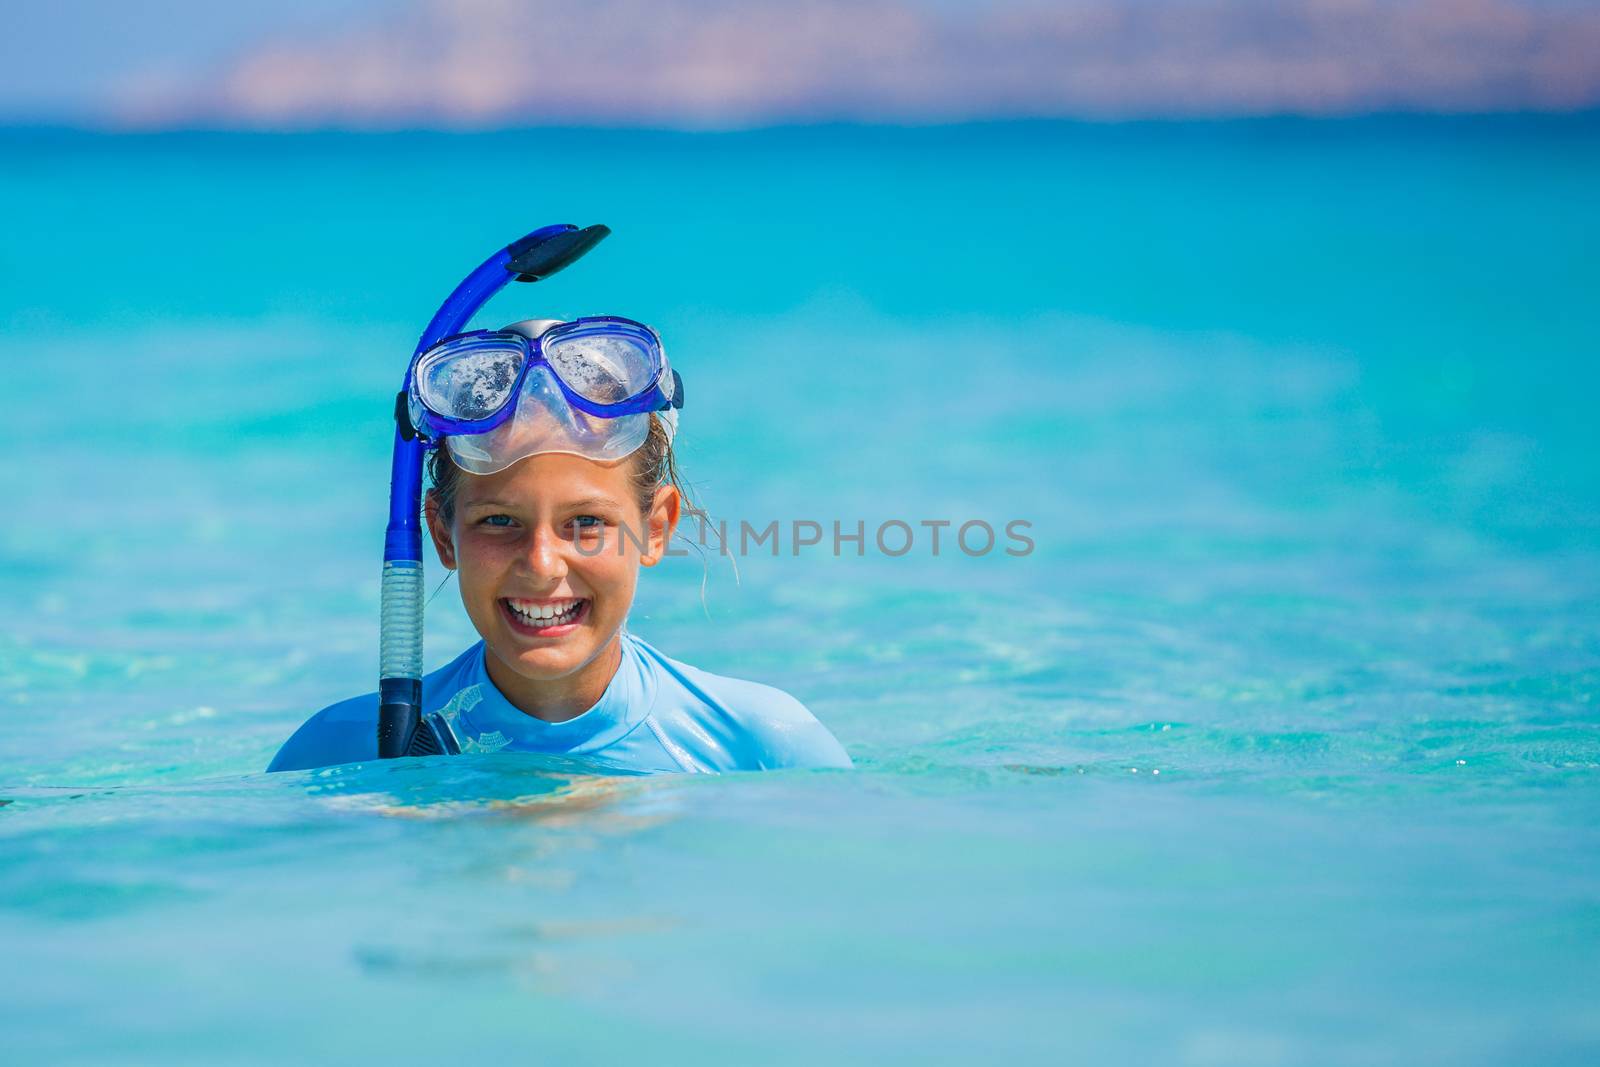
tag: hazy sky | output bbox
[5,0,1598,127]
[0,0,387,116]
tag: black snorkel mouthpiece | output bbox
[377,678,422,759]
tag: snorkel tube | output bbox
[377,223,611,759]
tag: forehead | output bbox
[456,451,635,507]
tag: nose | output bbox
[523,523,570,584]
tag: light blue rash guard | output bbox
[267,631,851,774]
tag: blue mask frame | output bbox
[408,317,681,440]
[377,223,612,759]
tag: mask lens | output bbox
[542,320,662,405]
[416,336,525,422]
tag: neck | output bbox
[482,634,624,724]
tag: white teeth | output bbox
[506,598,584,628]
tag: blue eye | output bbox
[573,515,604,529]
[481,513,516,528]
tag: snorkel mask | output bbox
[378,224,682,759]
[410,316,681,475]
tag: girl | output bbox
[268,241,850,773]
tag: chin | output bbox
[505,642,592,680]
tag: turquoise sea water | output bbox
[2,117,1598,1063]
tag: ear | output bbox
[424,491,458,570]
[639,484,682,567]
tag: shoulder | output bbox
[265,690,378,772]
[266,644,483,773]
[628,634,852,771]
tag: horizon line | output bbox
[5,107,1600,139]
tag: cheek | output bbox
[453,534,514,589]
[576,550,639,604]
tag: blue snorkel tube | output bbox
[377,223,612,759]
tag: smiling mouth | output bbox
[501,597,589,635]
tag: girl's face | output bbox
[425,452,680,697]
